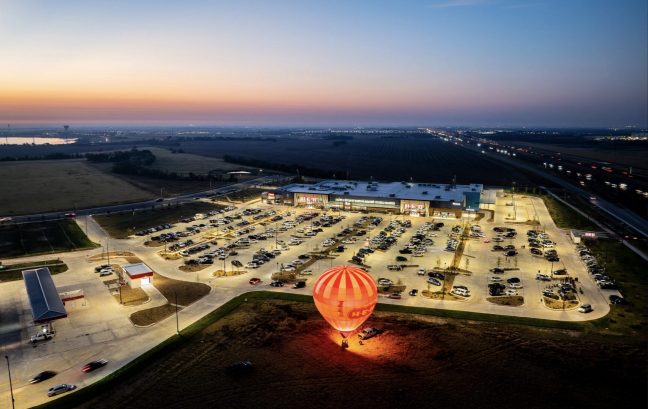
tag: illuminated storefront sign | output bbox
[333,197,396,207]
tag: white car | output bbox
[578,304,593,313]
[509,282,523,289]
[245,262,258,269]
[504,288,518,296]
[283,266,296,272]
[358,327,380,340]
[417,269,426,276]
[377,278,393,286]
[47,383,76,397]
[489,276,502,282]
[299,270,313,275]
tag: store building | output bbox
[122,263,154,288]
[262,180,484,218]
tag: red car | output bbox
[249,278,261,285]
[82,359,108,373]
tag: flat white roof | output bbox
[122,263,153,278]
[282,180,482,202]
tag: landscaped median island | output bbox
[129,273,211,326]
[0,219,98,258]
[32,292,647,409]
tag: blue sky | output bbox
[0,0,646,127]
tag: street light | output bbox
[5,355,15,409]
[174,292,180,335]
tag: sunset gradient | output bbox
[1,0,646,127]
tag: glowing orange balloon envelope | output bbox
[313,265,377,339]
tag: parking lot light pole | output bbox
[174,292,180,335]
[5,355,15,409]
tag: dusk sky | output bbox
[1,0,646,127]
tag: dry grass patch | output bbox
[130,304,179,327]
[0,159,152,215]
[487,296,525,307]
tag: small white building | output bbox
[122,263,154,288]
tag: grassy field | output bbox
[584,239,648,335]
[0,259,68,282]
[178,136,535,186]
[0,219,97,258]
[0,159,153,215]
[58,297,645,409]
[541,194,599,230]
[94,202,223,238]
[145,147,256,175]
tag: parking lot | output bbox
[142,193,612,319]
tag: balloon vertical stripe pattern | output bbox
[313,265,378,337]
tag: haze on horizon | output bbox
[1,0,646,128]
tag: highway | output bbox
[433,131,648,242]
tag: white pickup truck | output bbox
[30,331,54,344]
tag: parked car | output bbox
[506,277,521,284]
[358,327,380,340]
[409,289,418,296]
[249,278,261,285]
[47,384,76,397]
[388,292,402,299]
[426,277,442,286]
[378,278,393,286]
[82,359,108,373]
[270,280,284,287]
[609,295,628,305]
[395,256,408,262]
[225,360,253,376]
[489,267,505,274]
[293,281,306,289]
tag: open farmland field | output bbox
[144,147,256,175]
[70,299,646,409]
[0,159,153,215]
[0,219,97,258]
[177,135,535,186]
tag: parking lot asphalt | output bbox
[0,193,612,408]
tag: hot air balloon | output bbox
[313,265,377,347]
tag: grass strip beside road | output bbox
[541,194,598,231]
[0,259,68,282]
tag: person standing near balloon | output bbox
[313,265,378,348]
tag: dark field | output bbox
[0,219,97,258]
[177,136,534,186]
[74,300,646,409]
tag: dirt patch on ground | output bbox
[76,300,647,409]
[213,269,247,278]
[152,273,211,306]
[130,304,179,327]
[487,295,525,306]
[543,297,580,310]
[179,264,210,272]
[128,273,211,326]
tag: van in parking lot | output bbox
[451,287,470,297]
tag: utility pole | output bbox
[107,238,110,264]
[5,355,15,409]
[175,292,180,335]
